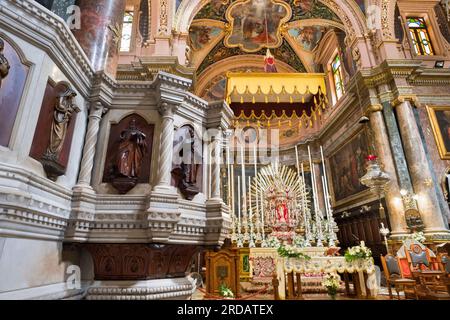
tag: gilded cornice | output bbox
[117,57,196,82]
[360,59,450,90]
[391,94,419,107]
[365,104,383,114]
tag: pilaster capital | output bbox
[366,104,383,114]
[159,102,179,118]
[391,95,419,107]
[88,101,108,120]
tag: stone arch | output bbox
[174,0,369,40]
[195,55,297,100]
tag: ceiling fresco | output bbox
[196,39,307,75]
[188,0,349,100]
[224,0,291,52]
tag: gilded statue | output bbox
[45,88,80,159]
[116,119,148,178]
[0,39,10,88]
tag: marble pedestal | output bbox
[86,277,195,300]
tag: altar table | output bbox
[249,248,379,299]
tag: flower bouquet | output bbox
[267,236,281,248]
[405,231,426,244]
[219,284,234,299]
[277,244,311,260]
[344,243,372,262]
[322,273,340,299]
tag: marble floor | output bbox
[191,286,398,300]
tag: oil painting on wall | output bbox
[427,106,450,159]
[224,0,291,52]
[329,129,369,203]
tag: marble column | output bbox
[210,128,222,200]
[75,102,106,190]
[368,105,408,237]
[154,103,178,191]
[72,0,126,76]
[395,100,450,236]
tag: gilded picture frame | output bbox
[224,0,292,53]
[427,105,450,160]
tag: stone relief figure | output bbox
[172,125,201,200]
[41,88,80,181]
[46,88,80,158]
[0,39,10,88]
[111,118,148,194]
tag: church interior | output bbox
[1,0,450,301]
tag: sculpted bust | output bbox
[0,39,10,88]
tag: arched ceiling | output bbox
[184,0,367,101]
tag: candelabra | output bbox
[360,155,390,218]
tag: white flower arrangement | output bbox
[322,273,340,289]
[219,284,234,299]
[322,273,340,298]
[267,236,281,248]
[292,235,308,248]
[277,244,311,260]
[344,242,372,262]
[405,231,426,244]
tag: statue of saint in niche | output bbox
[0,39,10,88]
[41,88,80,180]
[45,88,80,159]
[116,119,148,178]
[172,125,201,200]
[111,118,148,194]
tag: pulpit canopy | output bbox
[225,73,329,123]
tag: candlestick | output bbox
[227,146,231,209]
[295,145,301,178]
[238,176,241,227]
[253,144,258,177]
[261,190,264,236]
[248,176,255,247]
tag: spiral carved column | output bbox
[155,103,178,189]
[76,102,106,188]
[210,128,222,200]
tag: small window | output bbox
[407,17,434,56]
[120,11,134,52]
[331,54,344,101]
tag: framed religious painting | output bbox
[327,128,371,206]
[427,105,450,160]
[224,0,292,52]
